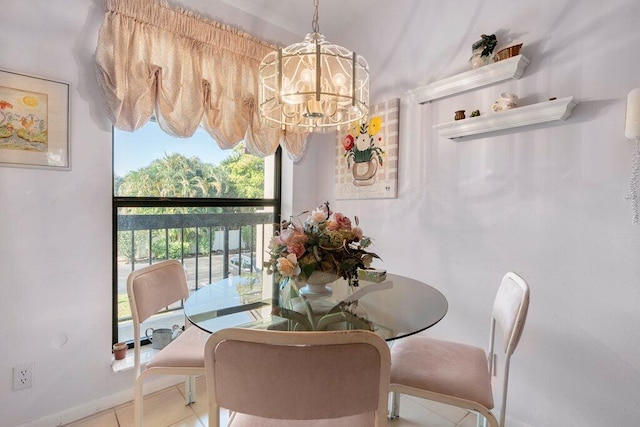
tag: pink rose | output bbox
[287,242,306,258]
[332,213,352,230]
[327,221,340,231]
[278,228,295,244]
[291,231,308,244]
[278,227,307,245]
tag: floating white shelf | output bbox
[433,96,578,140]
[407,55,530,104]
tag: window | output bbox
[113,121,280,344]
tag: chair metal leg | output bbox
[389,391,401,419]
[184,375,196,405]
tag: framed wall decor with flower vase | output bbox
[0,69,70,170]
[335,98,399,199]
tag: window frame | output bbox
[111,131,282,345]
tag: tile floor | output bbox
[65,376,479,427]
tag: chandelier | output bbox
[258,0,369,133]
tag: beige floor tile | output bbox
[167,414,205,427]
[389,395,456,427]
[115,386,197,427]
[456,413,482,427]
[170,376,235,427]
[198,407,233,427]
[176,375,208,419]
[64,410,119,427]
[406,396,470,424]
[67,383,479,427]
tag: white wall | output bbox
[0,1,120,426]
[1,0,639,426]
[293,1,640,426]
[0,1,299,426]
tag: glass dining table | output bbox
[184,273,448,341]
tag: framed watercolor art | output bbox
[0,69,70,169]
[335,98,399,199]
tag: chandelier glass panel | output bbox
[258,0,369,133]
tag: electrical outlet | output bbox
[13,362,34,390]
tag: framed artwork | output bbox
[335,98,399,199]
[0,69,70,169]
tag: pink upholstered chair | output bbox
[204,328,391,427]
[390,272,530,427]
[127,260,208,427]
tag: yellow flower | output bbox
[368,116,382,136]
[349,121,360,136]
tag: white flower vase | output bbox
[352,158,378,187]
[298,271,339,297]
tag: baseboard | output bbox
[17,376,186,427]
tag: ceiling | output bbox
[214,0,376,38]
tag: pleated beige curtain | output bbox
[94,0,308,160]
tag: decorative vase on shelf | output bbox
[491,93,519,112]
[298,271,340,297]
[470,49,495,69]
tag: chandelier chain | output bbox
[312,0,320,33]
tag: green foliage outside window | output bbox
[116,146,265,263]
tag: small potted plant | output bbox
[469,34,497,69]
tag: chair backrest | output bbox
[204,328,391,427]
[491,271,530,357]
[126,260,189,373]
[127,260,189,325]
[489,271,530,427]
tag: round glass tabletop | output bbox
[184,273,448,341]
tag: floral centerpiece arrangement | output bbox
[265,202,379,291]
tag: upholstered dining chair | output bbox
[127,260,208,427]
[389,271,530,427]
[204,328,391,427]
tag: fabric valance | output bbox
[94,0,308,160]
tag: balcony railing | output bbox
[118,211,272,282]
[115,209,276,343]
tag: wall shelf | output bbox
[408,55,530,104]
[433,96,577,140]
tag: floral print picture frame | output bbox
[0,69,70,169]
[335,98,399,199]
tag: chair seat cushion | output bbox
[390,335,494,409]
[145,326,208,370]
[229,412,374,427]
